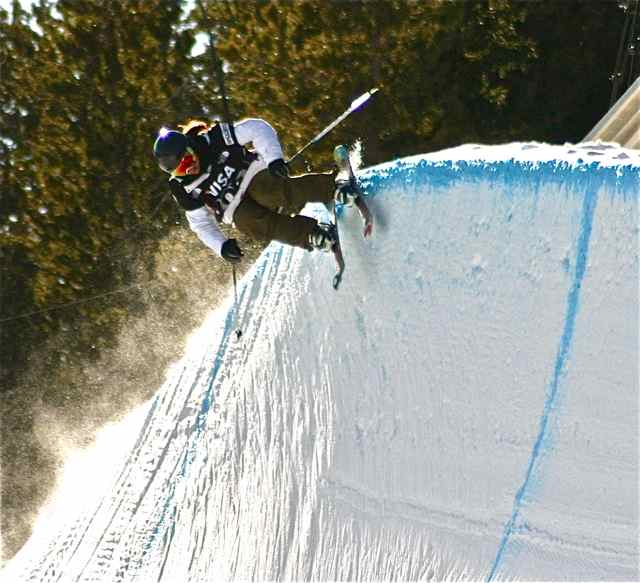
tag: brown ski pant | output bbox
[234,169,334,250]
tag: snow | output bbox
[3,141,638,582]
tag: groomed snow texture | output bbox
[3,142,639,582]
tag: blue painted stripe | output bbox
[487,184,599,581]
[143,246,284,556]
[141,262,255,553]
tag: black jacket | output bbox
[169,122,258,219]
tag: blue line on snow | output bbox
[487,184,599,581]
[143,246,283,559]
[141,264,254,554]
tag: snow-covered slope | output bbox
[3,142,638,582]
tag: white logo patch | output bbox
[209,165,237,196]
[220,123,234,146]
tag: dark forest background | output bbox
[0,0,632,564]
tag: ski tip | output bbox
[333,144,349,163]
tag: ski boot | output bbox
[334,180,373,238]
[334,180,360,207]
[310,222,346,290]
[309,222,338,252]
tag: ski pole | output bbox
[232,264,242,340]
[287,88,379,165]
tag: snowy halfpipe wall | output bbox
[3,142,638,582]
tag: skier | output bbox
[153,118,362,264]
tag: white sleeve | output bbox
[185,207,226,256]
[233,118,284,165]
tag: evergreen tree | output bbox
[195,0,623,164]
[1,1,46,373]
[0,0,198,560]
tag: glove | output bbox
[268,158,289,179]
[221,238,243,264]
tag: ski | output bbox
[328,144,374,290]
[287,88,379,165]
[331,206,346,290]
[333,145,374,238]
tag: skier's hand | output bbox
[268,158,289,179]
[221,239,243,264]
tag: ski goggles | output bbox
[157,148,200,176]
[172,148,201,177]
